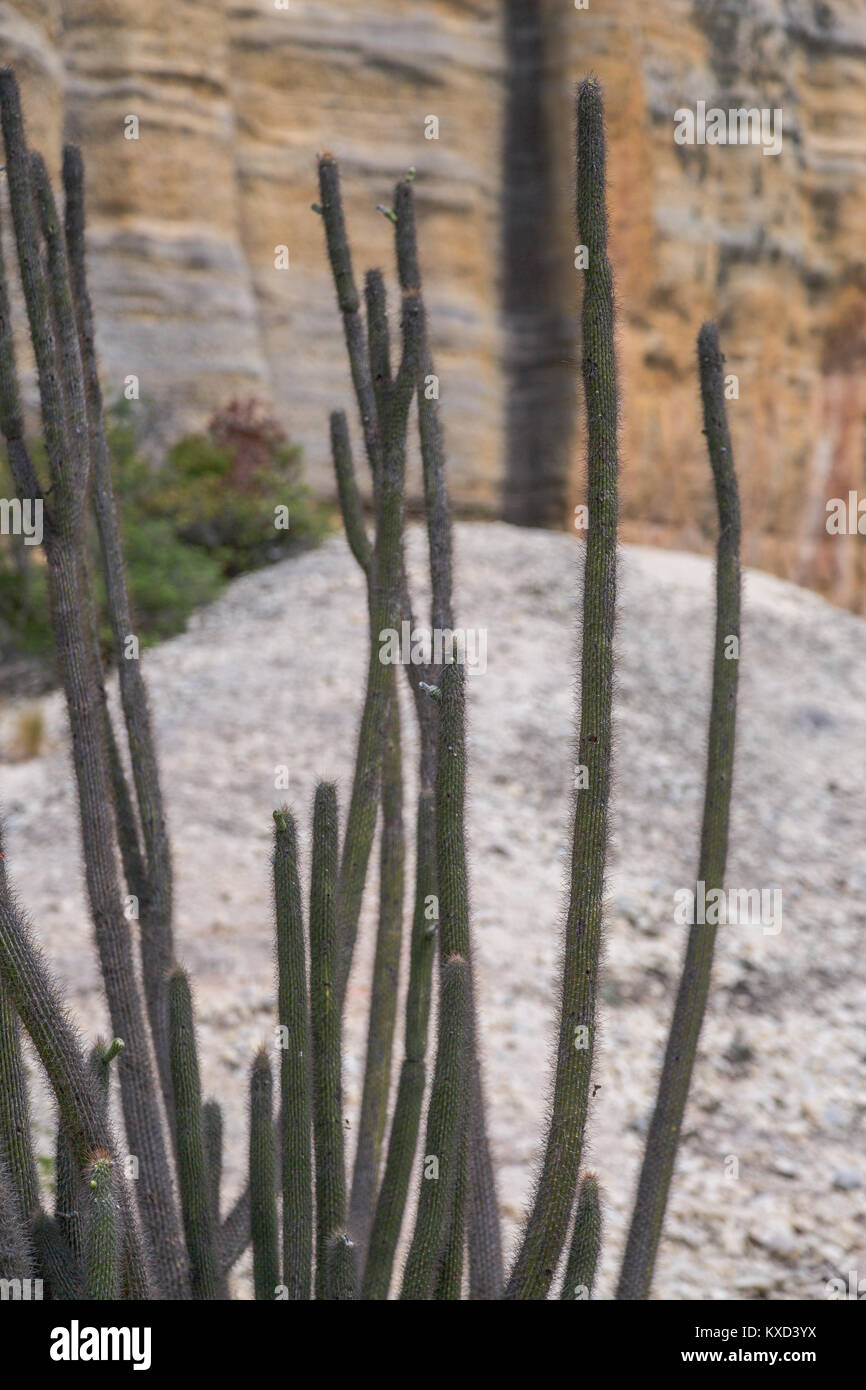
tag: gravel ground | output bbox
[1,520,864,1299]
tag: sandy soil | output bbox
[1,521,864,1299]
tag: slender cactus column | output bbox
[506,77,619,1299]
[616,322,741,1300]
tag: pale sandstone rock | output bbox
[0,2,864,610]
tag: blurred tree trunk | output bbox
[501,0,578,527]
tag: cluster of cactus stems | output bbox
[0,69,742,1299]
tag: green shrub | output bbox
[0,398,330,679]
[113,397,330,580]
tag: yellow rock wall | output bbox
[0,0,864,608]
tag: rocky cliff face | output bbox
[0,0,864,610]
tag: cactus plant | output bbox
[0,66,743,1304]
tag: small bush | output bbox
[0,398,330,683]
[114,397,330,580]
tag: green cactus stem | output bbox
[506,77,619,1300]
[0,979,39,1223]
[616,322,741,1300]
[32,1211,82,1299]
[317,155,382,488]
[63,144,176,1109]
[0,844,149,1298]
[308,783,348,1299]
[249,1049,279,1302]
[0,1155,33,1281]
[400,951,471,1299]
[85,1152,120,1300]
[560,1175,602,1300]
[349,689,404,1259]
[324,1231,357,1300]
[273,808,313,1300]
[362,789,437,1298]
[334,289,422,1003]
[0,71,186,1299]
[330,411,371,577]
[365,268,392,424]
[168,966,217,1299]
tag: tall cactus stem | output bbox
[273,808,313,1299]
[330,411,371,576]
[62,144,175,1108]
[560,1174,602,1300]
[361,789,437,1298]
[0,847,149,1297]
[168,966,217,1299]
[324,1231,357,1300]
[400,952,471,1299]
[85,1152,120,1300]
[0,975,39,1221]
[506,76,619,1299]
[0,71,186,1299]
[249,1048,279,1301]
[616,322,741,1300]
[308,783,347,1299]
[334,288,422,1003]
[349,687,404,1260]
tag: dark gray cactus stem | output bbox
[361,788,437,1298]
[334,288,422,1003]
[32,1211,82,1299]
[273,809,313,1299]
[616,322,741,1301]
[63,144,175,1112]
[349,686,404,1261]
[392,175,454,639]
[0,74,186,1299]
[324,1232,357,1300]
[0,1155,33,1281]
[400,952,471,1299]
[85,1153,120,1300]
[317,155,383,491]
[506,77,619,1299]
[55,1130,85,1261]
[0,71,86,537]
[330,411,371,576]
[168,967,217,1300]
[202,1100,223,1235]
[0,858,149,1298]
[434,1091,468,1300]
[103,707,148,909]
[0,977,39,1223]
[436,656,502,1297]
[365,267,392,426]
[249,1049,279,1301]
[202,1099,229,1298]
[308,783,348,1299]
[89,1037,125,1125]
[560,1175,602,1299]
